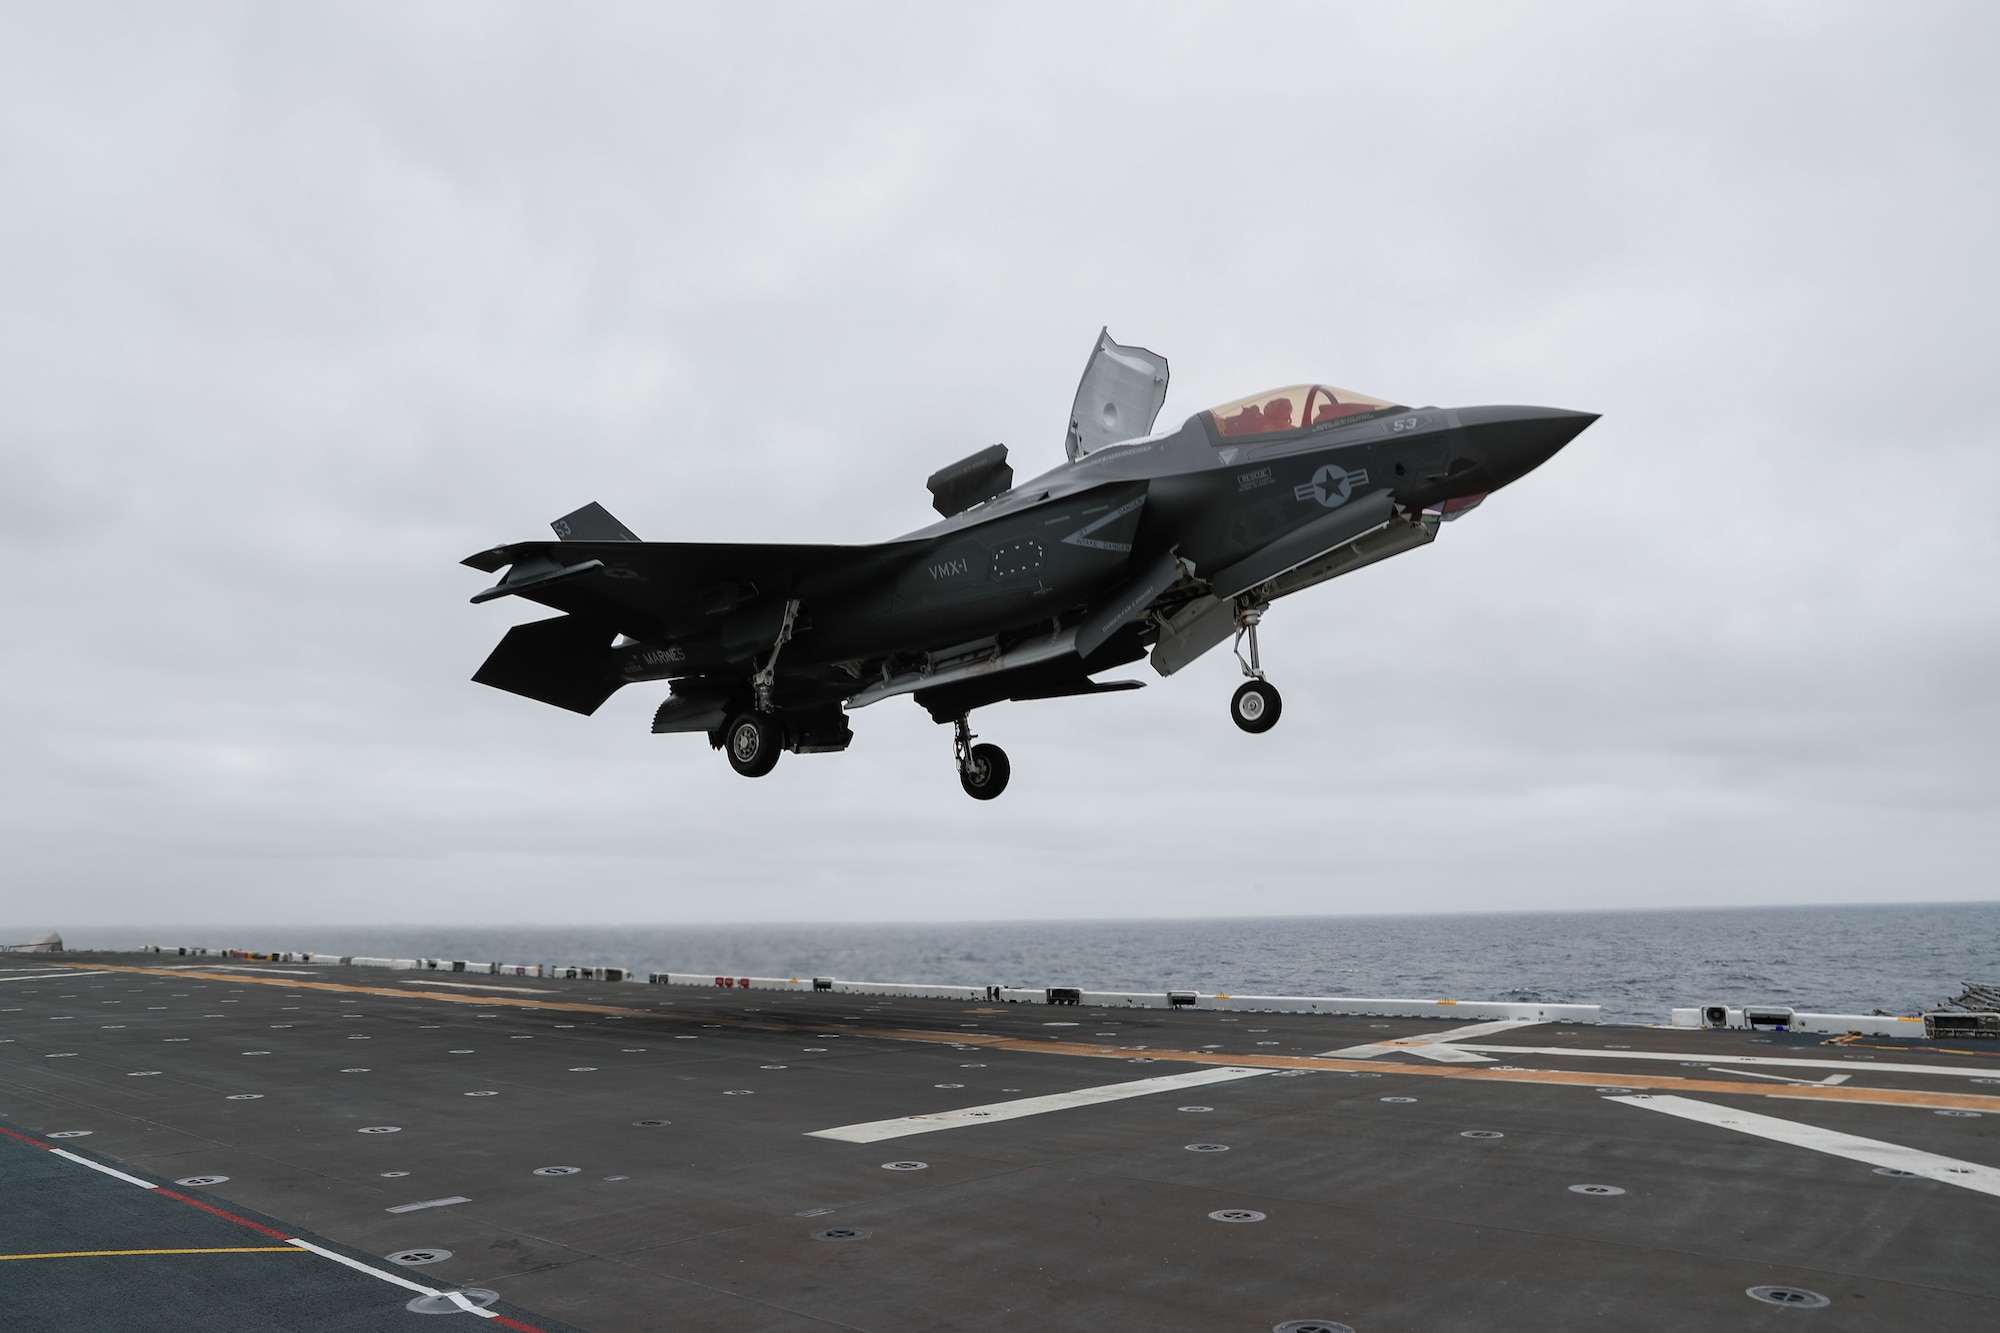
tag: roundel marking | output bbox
[1294,463,1367,508]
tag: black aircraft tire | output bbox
[959,743,1011,800]
[724,712,782,778]
[1230,680,1282,734]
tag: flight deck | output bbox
[2,952,1995,1331]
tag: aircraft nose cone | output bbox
[1455,405,1597,488]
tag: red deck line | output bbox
[3,1122,557,1330]
[152,1190,293,1241]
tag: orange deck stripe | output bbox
[49,963,654,1016]
[51,964,2000,1115]
[874,1027,2000,1114]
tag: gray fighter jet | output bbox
[464,331,1595,799]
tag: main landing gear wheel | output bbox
[951,713,1009,800]
[959,743,1010,800]
[1231,680,1282,734]
[724,712,782,778]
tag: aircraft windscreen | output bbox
[1208,384,1401,438]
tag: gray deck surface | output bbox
[2,952,1996,1331]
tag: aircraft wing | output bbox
[462,538,911,641]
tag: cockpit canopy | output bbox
[1206,384,1402,438]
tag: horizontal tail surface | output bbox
[471,615,624,715]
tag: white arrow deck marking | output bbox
[1610,1094,2000,1196]
[1713,1068,1852,1086]
[1320,1018,1545,1062]
[807,1067,1272,1143]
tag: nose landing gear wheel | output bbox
[959,742,1011,800]
[1230,680,1281,734]
[724,712,782,777]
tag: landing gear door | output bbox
[1066,327,1170,460]
[1411,431,1450,482]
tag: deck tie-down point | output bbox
[406,1287,500,1314]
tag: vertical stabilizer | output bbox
[551,502,641,542]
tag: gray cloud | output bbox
[1,1,1994,928]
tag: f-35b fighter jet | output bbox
[464,331,1594,799]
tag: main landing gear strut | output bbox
[723,598,801,779]
[1229,599,1282,734]
[953,714,1010,801]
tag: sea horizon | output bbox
[19,901,1997,1028]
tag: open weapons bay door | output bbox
[1066,328,1170,460]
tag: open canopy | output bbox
[1206,384,1401,438]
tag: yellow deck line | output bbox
[0,1247,302,1260]
[51,963,2000,1114]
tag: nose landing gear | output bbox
[953,714,1010,800]
[1229,600,1282,734]
[1231,679,1280,732]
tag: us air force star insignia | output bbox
[1294,463,1370,508]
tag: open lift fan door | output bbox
[1066,328,1169,460]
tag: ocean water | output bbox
[44,902,1999,1026]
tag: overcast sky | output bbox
[2,2,1994,931]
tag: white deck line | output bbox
[808,1066,1273,1143]
[1610,1094,2000,1197]
[32,1123,498,1316]
[1457,1044,2000,1081]
[1320,1018,1544,1062]
[284,1238,470,1305]
[49,1148,159,1190]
